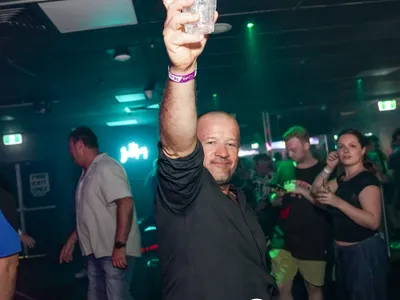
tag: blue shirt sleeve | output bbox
[0,209,21,258]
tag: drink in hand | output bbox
[184,0,217,34]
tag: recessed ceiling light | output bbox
[146,103,160,110]
[106,119,138,127]
[115,93,146,103]
[0,116,15,121]
[113,48,131,62]
[212,23,232,35]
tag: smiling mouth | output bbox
[212,162,230,167]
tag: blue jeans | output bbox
[335,234,389,300]
[87,254,135,300]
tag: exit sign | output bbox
[378,100,396,111]
[3,134,23,146]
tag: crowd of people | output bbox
[1,0,399,299]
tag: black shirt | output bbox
[271,160,331,261]
[155,141,275,300]
[333,171,380,243]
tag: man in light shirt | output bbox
[60,127,141,300]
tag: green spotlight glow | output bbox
[247,23,254,28]
[212,93,218,98]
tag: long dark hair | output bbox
[337,129,376,174]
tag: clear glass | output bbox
[184,0,217,35]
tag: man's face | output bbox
[255,160,272,176]
[68,138,85,167]
[285,137,309,163]
[197,114,240,186]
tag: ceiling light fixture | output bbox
[212,23,232,35]
[115,93,146,103]
[113,48,131,62]
[0,115,15,121]
[106,119,138,127]
[146,103,160,110]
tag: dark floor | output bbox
[15,251,400,300]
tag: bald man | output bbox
[155,1,275,299]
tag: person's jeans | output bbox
[335,234,389,300]
[87,254,135,300]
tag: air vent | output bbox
[0,5,48,30]
[0,7,24,25]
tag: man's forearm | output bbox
[115,198,134,243]
[159,78,198,158]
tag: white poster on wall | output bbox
[30,173,50,197]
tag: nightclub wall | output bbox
[335,102,400,155]
[267,108,334,141]
[0,125,159,257]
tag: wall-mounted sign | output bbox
[120,142,149,163]
[30,173,50,197]
[3,134,23,146]
[378,100,396,111]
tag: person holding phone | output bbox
[269,126,332,300]
[313,129,388,300]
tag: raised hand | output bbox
[326,151,339,171]
[163,0,218,74]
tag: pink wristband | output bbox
[168,66,197,83]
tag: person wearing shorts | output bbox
[269,126,331,300]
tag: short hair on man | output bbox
[69,127,99,149]
[253,153,271,164]
[283,126,310,143]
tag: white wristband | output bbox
[323,167,332,174]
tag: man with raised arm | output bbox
[155,1,276,300]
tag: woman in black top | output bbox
[312,129,389,300]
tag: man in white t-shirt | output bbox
[60,127,141,300]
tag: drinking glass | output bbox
[184,0,217,35]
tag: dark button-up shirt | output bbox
[156,141,275,300]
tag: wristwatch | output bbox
[114,241,126,249]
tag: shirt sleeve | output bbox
[0,209,21,258]
[355,172,381,196]
[98,161,133,205]
[157,140,204,211]
[0,190,19,231]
